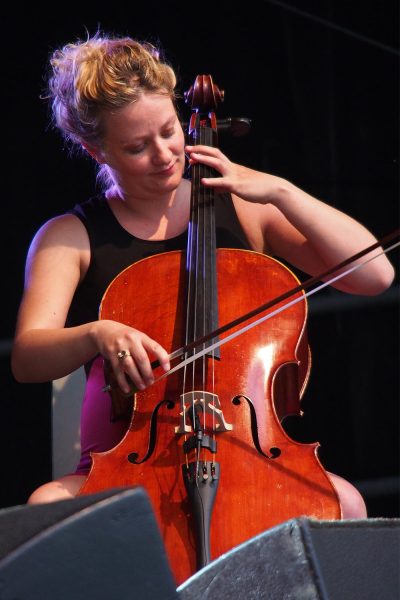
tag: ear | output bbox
[82,143,106,164]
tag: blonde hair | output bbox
[48,32,177,149]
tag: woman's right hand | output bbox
[90,319,170,393]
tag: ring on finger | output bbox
[117,349,131,361]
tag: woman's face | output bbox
[99,92,185,201]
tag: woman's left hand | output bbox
[186,144,281,205]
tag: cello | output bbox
[79,75,341,585]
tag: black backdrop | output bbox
[1,1,398,514]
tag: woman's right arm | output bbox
[11,215,169,392]
[11,214,100,382]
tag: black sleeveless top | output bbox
[66,193,250,327]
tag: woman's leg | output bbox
[27,475,87,504]
[328,472,367,518]
[27,358,126,506]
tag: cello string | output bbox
[208,128,217,438]
[182,135,194,394]
[210,182,216,440]
[182,186,191,396]
[191,123,200,435]
[201,124,207,448]
[207,126,218,449]
[181,150,193,465]
[182,113,199,450]
[152,242,400,383]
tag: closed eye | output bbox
[126,144,146,155]
[162,128,175,138]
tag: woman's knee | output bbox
[328,472,367,519]
[27,475,87,505]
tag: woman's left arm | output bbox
[186,145,395,295]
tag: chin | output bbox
[159,169,184,190]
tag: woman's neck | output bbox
[105,180,191,240]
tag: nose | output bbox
[151,139,172,166]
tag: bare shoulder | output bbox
[27,213,90,277]
[29,213,89,253]
[15,214,91,333]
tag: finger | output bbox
[111,347,148,391]
[188,152,222,169]
[142,338,170,372]
[115,357,146,393]
[126,345,155,386]
[186,145,227,165]
[186,144,222,157]
[112,343,153,392]
[122,335,170,387]
[201,177,231,192]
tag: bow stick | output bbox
[103,228,399,393]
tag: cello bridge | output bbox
[174,391,233,435]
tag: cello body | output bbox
[80,247,341,584]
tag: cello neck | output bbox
[185,76,224,356]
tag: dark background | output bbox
[1,1,398,516]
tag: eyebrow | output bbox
[121,115,177,146]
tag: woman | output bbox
[11,33,394,514]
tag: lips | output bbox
[153,161,177,176]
